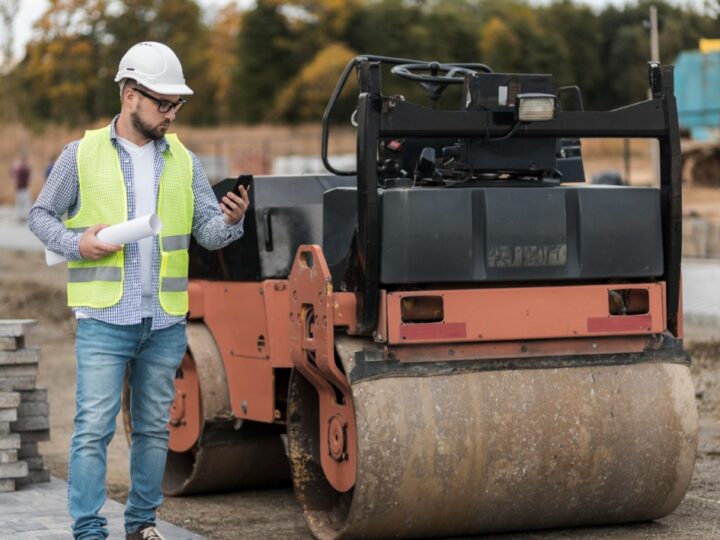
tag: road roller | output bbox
[124,56,698,538]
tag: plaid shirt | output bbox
[29,117,244,330]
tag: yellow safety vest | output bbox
[65,126,194,316]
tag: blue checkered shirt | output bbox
[28,118,244,330]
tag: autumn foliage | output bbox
[1,0,719,126]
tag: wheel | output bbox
[122,322,290,495]
[287,335,698,539]
[390,61,491,84]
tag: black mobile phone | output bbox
[233,174,253,193]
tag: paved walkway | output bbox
[0,207,44,252]
[683,259,720,326]
[0,477,205,539]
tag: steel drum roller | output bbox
[288,342,697,540]
[124,322,290,495]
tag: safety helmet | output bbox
[115,42,193,96]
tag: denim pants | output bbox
[69,318,187,539]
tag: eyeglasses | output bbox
[132,87,186,113]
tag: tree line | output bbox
[1,0,719,127]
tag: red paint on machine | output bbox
[400,322,467,341]
[587,315,652,333]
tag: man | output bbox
[28,42,249,540]
[11,154,31,220]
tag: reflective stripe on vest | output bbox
[68,267,122,283]
[66,126,194,314]
[162,234,191,251]
[162,277,189,292]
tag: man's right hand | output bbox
[79,224,122,260]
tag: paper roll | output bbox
[45,214,163,266]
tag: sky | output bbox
[5,0,708,65]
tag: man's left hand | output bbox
[221,185,250,225]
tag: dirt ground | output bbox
[1,248,719,539]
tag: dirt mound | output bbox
[687,341,720,421]
[0,280,72,325]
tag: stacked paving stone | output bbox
[0,320,50,491]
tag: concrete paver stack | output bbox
[0,390,26,492]
[0,320,51,491]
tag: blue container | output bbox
[675,49,720,141]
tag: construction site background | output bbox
[0,123,665,203]
[5,122,720,259]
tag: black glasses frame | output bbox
[132,86,186,113]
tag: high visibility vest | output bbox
[65,126,194,316]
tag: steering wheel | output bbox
[390,62,492,104]
[391,62,490,83]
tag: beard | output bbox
[130,110,170,141]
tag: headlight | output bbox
[516,93,557,122]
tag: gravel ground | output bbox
[1,248,718,540]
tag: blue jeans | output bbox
[69,318,187,539]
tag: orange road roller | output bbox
[124,56,697,539]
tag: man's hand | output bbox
[221,185,250,225]
[79,224,122,260]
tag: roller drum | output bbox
[162,425,290,495]
[289,349,698,539]
[123,322,290,496]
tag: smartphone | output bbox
[233,174,253,194]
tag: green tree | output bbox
[11,0,720,125]
[0,0,21,120]
[479,16,521,72]
[597,6,649,109]
[230,0,303,122]
[270,42,357,122]
[346,0,431,59]
[19,37,98,124]
[538,1,602,108]
[207,4,243,123]
[343,0,443,104]
[15,0,215,125]
[425,1,482,63]
[16,0,109,126]
[104,0,215,124]
[285,0,363,43]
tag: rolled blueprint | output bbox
[45,214,163,266]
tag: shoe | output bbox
[126,524,166,540]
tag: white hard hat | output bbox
[115,41,193,95]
